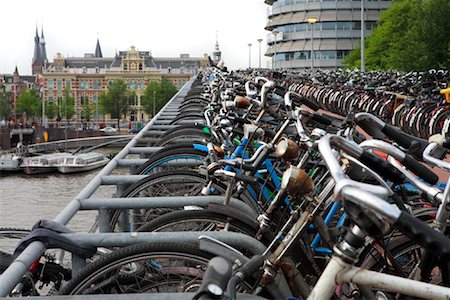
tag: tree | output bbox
[0,88,11,119]
[45,102,58,121]
[100,80,131,130]
[141,78,177,117]
[62,89,76,124]
[343,0,450,71]
[16,90,41,121]
[81,103,94,123]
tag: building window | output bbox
[58,96,63,106]
[93,80,98,89]
[48,96,54,103]
[66,79,71,89]
[57,80,62,90]
[48,79,54,90]
[140,81,144,90]
[139,63,143,70]
[81,95,89,105]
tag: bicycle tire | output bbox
[153,128,210,147]
[136,209,259,235]
[59,242,214,295]
[136,144,207,175]
[110,170,227,231]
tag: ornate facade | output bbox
[42,38,208,121]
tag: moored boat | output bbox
[21,152,71,175]
[0,154,23,172]
[55,152,110,174]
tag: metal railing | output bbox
[0,76,265,297]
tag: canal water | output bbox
[0,149,124,252]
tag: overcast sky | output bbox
[0,0,270,75]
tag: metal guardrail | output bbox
[0,77,264,297]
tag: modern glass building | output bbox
[265,0,391,71]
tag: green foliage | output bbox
[343,0,450,71]
[63,89,76,123]
[141,78,178,117]
[45,102,58,120]
[16,90,41,118]
[81,103,94,122]
[0,88,11,119]
[100,80,132,128]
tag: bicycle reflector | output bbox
[281,165,314,197]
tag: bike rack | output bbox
[0,77,265,297]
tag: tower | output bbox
[32,26,42,75]
[212,32,221,64]
[95,38,103,58]
[40,26,47,64]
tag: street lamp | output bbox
[307,17,317,75]
[248,43,252,69]
[272,30,279,70]
[153,90,156,118]
[361,0,366,72]
[257,38,263,69]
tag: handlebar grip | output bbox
[401,155,438,185]
[381,124,413,149]
[359,150,406,184]
[381,125,446,160]
[395,212,450,259]
[193,256,232,300]
[234,172,259,185]
[357,119,387,140]
[295,96,320,111]
[311,114,333,126]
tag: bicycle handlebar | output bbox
[355,112,447,160]
[284,91,320,111]
[342,187,450,259]
[360,140,438,185]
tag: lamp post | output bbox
[307,17,317,75]
[153,90,156,118]
[272,30,279,70]
[257,38,263,69]
[361,0,366,72]
[248,43,252,69]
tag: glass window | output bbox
[66,79,71,89]
[353,21,361,30]
[81,96,88,105]
[57,96,62,106]
[320,51,336,59]
[93,80,98,89]
[57,80,62,90]
[296,23,308,32]
[48,96,54,103]
[322,22,336,30]
[140,81,145,90]
[337,22,352,30]
[48,79,54,89]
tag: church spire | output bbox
[32,24,42,75]
[212,31,222,64]
[95,37,103,58]
[40,25,47,63]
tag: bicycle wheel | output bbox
[110,170,227,231]
[59,243,214,295]
[153,127,210,147]
[136,144,207,175]
[136,209,259,235]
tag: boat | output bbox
[21,152,71,175]
[55,152,110,174]
[0,154,23,172]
